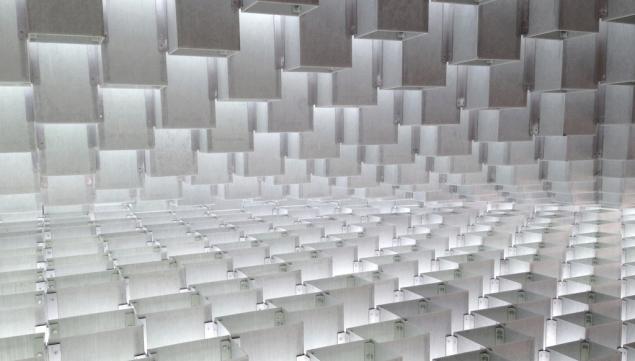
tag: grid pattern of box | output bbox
[1,0,635,360]
[0,0,633,210]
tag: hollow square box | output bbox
[0,0,29,84]
[533,35,598,92]
[101,0,167,88]
[539,91,596,136]
[527,0,599,39]
[605,22,635,85]
[242,0,319,16]
[356,0,428,40]
[166,0,240,57]
[381,2,445,89]
[605,0,635,24]
[284,0,353,72]
[451,0,522,66]
[26,0,104,44]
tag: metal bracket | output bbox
[274,310,285,326]
[364,341,375,361]
[220,338,233,361]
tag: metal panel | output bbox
[256,72,313,132]
[0,0,29,84]
[31,42,100,124]
[431,0,479,4]
[271,158,312,185]
[0,87,35,153]
[363,125,417,165]
[356,0,428,40]
[218,174,261,199]
[191,153,232,185]
[284,0,353,72]
[383,158,429,185]
[37,124,97,176]
[242,0,319,16]
[603,84,635,124]
[0,153,38,195]
[336,163,381,188]
[96,150,142,189]
[159,55,215,129]
[217,12,280,101]
[141,175,182,200]
[477,108,531,142]
[419,113,472,156]
[166,0,240,56]
[605,0,635,24]
[542,135,595,161]
[539,91,596,135]
[43,175,94,205]
[527,0,599,39]
[402,65,461,125]
[317,39,377,107]
[199,101,254,153]
[534,35,598,91]
[234,133,284,177]
[101,0,167,87]
[601,124,635,159]
[146,129,197,177]
[26,0,104,43]
[313,145,362,177]
[452,0,522,65]
[605,21,635,85]
[286,108,340,159]
[342,90,397,146]
[99,89,155,150]
[486,141,536,165]
[464,60,527,110]
[381,2,446,89]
